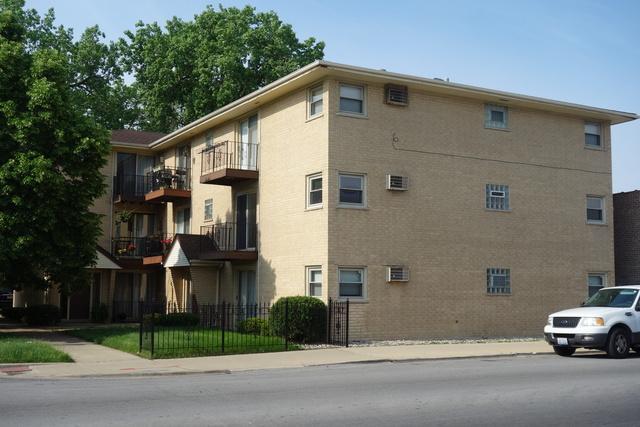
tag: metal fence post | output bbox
[150,311,155,359]
[326,298,332,345]
[284,298,289,351]
[345,299,349,348]
[221,301,226,354]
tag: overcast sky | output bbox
[27,0,640,192]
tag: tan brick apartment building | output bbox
[22,61,637,339]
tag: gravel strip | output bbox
[301,337,541,350]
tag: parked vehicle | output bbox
[0,290,13,305]
[544,285,640,358]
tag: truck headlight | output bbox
[547,316,552,326]
[581,317,605,326]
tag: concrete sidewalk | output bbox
[0,331,568,379]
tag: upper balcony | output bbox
[144,167,191,203]
[113,168,191,204]
[200,141,259,186]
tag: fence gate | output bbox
[327,298,349,347]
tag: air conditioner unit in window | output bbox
[387,266,409,282]
[384,84,408,106]
[386,174,408,191]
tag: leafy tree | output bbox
[0,0,109,294]
[121,5,325,132]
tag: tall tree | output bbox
[0,0,109,293]
[121,5,325,132]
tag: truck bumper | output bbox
[544,332,608,348]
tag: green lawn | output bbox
[0,334,73,363]
[67,325,298,359]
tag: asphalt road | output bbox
[2,353,640,426]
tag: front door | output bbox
[69,286,91,320]
[236,193,256,250]
[239,115,258,170]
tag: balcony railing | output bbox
[113,175,150,202]
[148,167,191,192]
[200,141,259,185]
[111,234,174,259]
[200,222,257,258]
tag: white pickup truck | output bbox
[544,285,640,358]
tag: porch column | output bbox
[107,271,116,323]
[140,273,148,302]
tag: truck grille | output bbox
[553,317,580,328]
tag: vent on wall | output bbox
[387,266,409,282]
[386,174,408,191]
[384,84,408,106]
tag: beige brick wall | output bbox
[326,79,614,340]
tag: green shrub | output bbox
[24,304,61,326]
[238,317,270,335]
[143,312,200,327]
[269,296,326,343]
[0,307,27,322]
[91,303,109,323]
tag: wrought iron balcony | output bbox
[144,167,191,203]
[200,222,257,261]
[111,234,174,266]
[200,141,259,186]
[113,175,150,203]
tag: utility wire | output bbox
[390,134,611,176]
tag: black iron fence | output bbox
[135,299,350,358]
[111,234,174,259]
[200,141,259,175]
[113,174,149,201]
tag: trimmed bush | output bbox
[144,312,200,327]
[238,317,269,335]
[24,304,61,326]
[0,307,27,322]
[91,303,109,323]
[269,296,326,343]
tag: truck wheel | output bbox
[553,346,576,357]
[606,328,630,359]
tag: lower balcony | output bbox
[111,236,172,268]
[200,223,257,261]
[199,141,258,186]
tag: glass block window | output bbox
[487,268,511,294]
[486,184,509,210]
[484,104,508,129]
[586,196,604,223]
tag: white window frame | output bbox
[338,267,366,300]
[308,85,324,119]
[306,173,323,209]
[484,104,508,130]
[584,122,602,148]
[486,184,510,211]
[587,273,606,298]
[307,266,322,297]
[204,198,213,222]
[338,173,366,208]
[586,195,605,224]
[338,83,366,116]
[487,268,511,295]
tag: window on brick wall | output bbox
[586,196,605,224]
[588,274,606,297]
[484,104,508,129]
[487,268,511,294]
[204,198,213,222]
[308,85,323,118]
[307,173,323,208]
[307,266,322,297]
[339,267,366,298]
[585,122,602,148]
